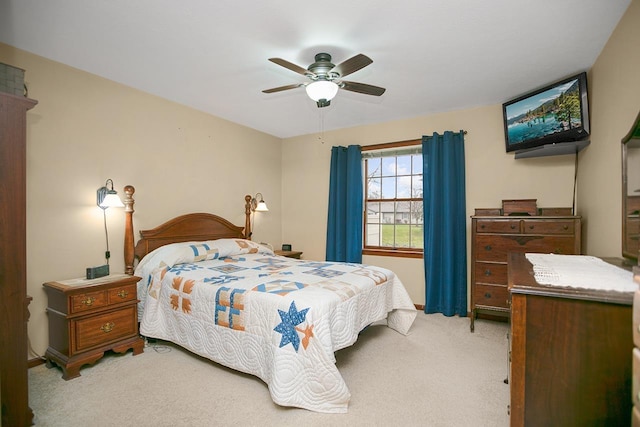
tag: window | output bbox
[362,140,423,258]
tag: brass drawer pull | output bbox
[529,225,534,229]
[100,322,115,333]
[81,296,95,306]
[563,225,569,230]
[116,289,129,298]
[510,224,516,229]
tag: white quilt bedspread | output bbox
[135,239,416,413]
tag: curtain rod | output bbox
[361,130,468,153]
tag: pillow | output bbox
[134,238,274,280]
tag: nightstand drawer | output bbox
[108,283,136,304]
[71,290,107,313]
[74,306,137,353]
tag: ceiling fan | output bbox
[262,53,386,108]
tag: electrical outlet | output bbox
[86,264,109,279]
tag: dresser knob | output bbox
[563,225,568,230]
[510,224,516,229]
[81,296,95,306]
[485,245,492,251]
[484,292,492,299]
[529,225,534,229]
[480,224,485,229]
[117,290,129,298]
[100,322,115,333]
[484,270,492,276]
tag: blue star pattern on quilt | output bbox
[274,301,309,352]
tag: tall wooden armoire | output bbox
[0,91,37,426]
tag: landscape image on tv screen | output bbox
[505,77,582,147]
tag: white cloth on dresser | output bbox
[525,253,637,292]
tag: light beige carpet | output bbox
[29,313,510,426]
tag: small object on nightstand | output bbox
[275,250,303,259]
[282,244,292,251]
[43,274,144,380]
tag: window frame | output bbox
[362,139,423,259]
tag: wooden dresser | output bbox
[43,274,144,380]
[508,253,633,426]
[470,209,581,332]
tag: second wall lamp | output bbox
[251,193,269,212]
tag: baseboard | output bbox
[414,304,424,311]
[28,357,46,369]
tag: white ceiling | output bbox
[0,0,631,139]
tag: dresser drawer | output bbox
[71,290,107,313]
[473,284,509,309]
[522,219,575,235]
[476,219,520,234]
[474,262,507,286]
[73,306,137,353]
[475,235,578,262]
[108,283,137,304]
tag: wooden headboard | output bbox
[123,186,253,274]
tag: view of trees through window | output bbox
[364,150,423,251]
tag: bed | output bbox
[122,187,417,413]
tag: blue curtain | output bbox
[422,131,467,316]
[326,145,363,263]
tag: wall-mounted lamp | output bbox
[89,179,124,279]
[97,179,124,209]
[251,193,269,212]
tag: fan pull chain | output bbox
[318,109,325,144]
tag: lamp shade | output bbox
[255,200,269,212]
[99,192,124,208]
[305,80,339,101]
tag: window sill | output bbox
[362,248,423,259]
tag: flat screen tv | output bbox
[503,72,590,153]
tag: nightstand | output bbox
[43,274,144,380]
[275,250,303,259]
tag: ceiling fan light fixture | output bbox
[305,80,339,102]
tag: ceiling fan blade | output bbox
[341,81,386,96]
[268,58,312,77]
[331,54,373,78]
[262,83,303,94]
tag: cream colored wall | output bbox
[282,107,577,305]
[0,43,283,357]
[578,0,640,256]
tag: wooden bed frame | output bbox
[122,186,254,274]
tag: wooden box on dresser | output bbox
[0,92,37,426]
[508,253,633,426]
[43,274,145,380]
[470,210,581,332]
